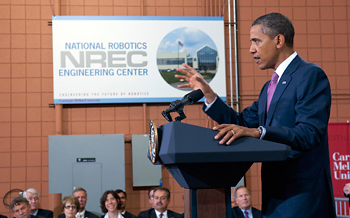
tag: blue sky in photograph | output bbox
[157,27,217,56]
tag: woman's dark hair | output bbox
[100,190,120,214]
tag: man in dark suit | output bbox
[115,189,137,218]
[138,187,183,218]
[58,187,98,218]
[231,186,261,218]
[176,12,336,218]
[23,189,53,218]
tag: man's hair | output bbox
[233,186,251,198]
[10,197,29,212]
[22,188,39,198]
[100,190,121,214]
[62,195,80,212]
[148,187,156,199]
[72,187,87,196]
[252,12,294,48]
[153,187,170,199]
[115,189,127,199]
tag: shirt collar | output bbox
[76,210,85,217]
[155,209,167,218]
[31,210,38,216]
[275,51,297,82]
[240,207,252,216]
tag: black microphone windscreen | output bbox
[186,89,204,104]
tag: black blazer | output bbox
[137,208,183,218]
[0,214,8,218]
[231,206,261,218]
[123,211,137,218]
[345,192,350,206]
[58,211,99,218]
[36,209,53,218]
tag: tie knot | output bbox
[271,72,279,82]
[244,210,249,218]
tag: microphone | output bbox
[162,89,204,121]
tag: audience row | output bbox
[3,183,350,218]
[6,187,183,218]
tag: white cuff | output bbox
[204,96,217,111]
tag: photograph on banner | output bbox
[52,16,226,104]
[157,27,218,91]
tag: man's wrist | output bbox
[204,96,217,111]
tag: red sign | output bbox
[328,123,350,198]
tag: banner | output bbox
[52,16,226,104]
[328,123,350,198]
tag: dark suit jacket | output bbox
[36,209,53,218]
[123,211,137,218]
[58,211,99,218]
[137,208,183,218]
[205,55,336,218]
[231,206,261,218]
[0,214,7,218]
[345,192,350,206]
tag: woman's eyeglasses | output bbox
[64,206,77,210]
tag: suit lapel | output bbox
[260,83,268,125]
[265,55,302,125]
[265,75,291,125]
[150,209,157,218]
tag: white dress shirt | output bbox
[240,208,253,218]
[103,212,123,218]
[154,210,168,218]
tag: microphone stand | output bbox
[161,99,186,122]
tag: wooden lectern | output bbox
[149,121,291,218]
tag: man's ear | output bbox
[276,34,285,49]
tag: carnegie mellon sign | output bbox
[328,123,350,198]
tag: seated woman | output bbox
[62,195,80,218]
[100,190,122,218]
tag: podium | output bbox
[149,121,291,218]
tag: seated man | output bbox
[231,186,261,218]
[10,197,31,218]
[138,187,183,218]
[115,189,137,218]
[58,187,99,218]
[23,188,53,218]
